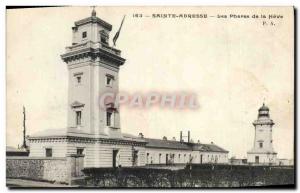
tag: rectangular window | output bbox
[76,76,81,84]
[76,111,82,126]
[101,36,108,44]
[45,148,52,157]
[82,31,87,38]
[146,153,149,164]
[106,75,114,87]
[100,30,109,44]
[106,77,112,85]
[106,111,112,126]
[259,142,263,148]
[159,153,161,164]
[74,72,83,85]
[77,148,84,155]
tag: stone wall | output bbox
[6,157,69,184]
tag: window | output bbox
[171,154,175,163]
[106,75,114,87]
[77,148,84,155]
[76,111,82,126]
[159,153,162,164]
[73,72,83,85]
[45,148,52,157]
[106,77,112,85]
[259,142,263,148]
[106,111,112,126]
[76,76,81,84]
[82,31,87,38]
[100,30,109,44]
[101,36,108,44]
[146,153,149,164]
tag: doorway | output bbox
[255,156,259,164]
[113,149,119,168]
[200,154,203,164]
[133,150,138,166]
[166,154,169,165]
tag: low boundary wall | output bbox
[6,157,69,184]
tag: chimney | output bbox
[172,137,176,141]
[188,131,190,143]
[179,131,182,142]
[163,136,167,140]
[138,133,144,138]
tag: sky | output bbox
[6,6,294,159]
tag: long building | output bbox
[144,137,228,165]
[28,10,229,168]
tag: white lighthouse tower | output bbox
[247,103,277,165]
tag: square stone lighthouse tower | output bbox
[247,103,277,165]
[28,9,146,168]
[61,9,124,138]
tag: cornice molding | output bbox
[61,47,125,67]
[28,135,147,147]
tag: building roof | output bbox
[29,129,146,143]
[6,146,27,153]
[31,128,67,137]
[74,16,112,31]
[144,138,229,153]
[259,103,269,111]
[144,138,191,150]
[192,143,229,153]
[29,129,228,153]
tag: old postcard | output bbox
[6,6,294,188]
